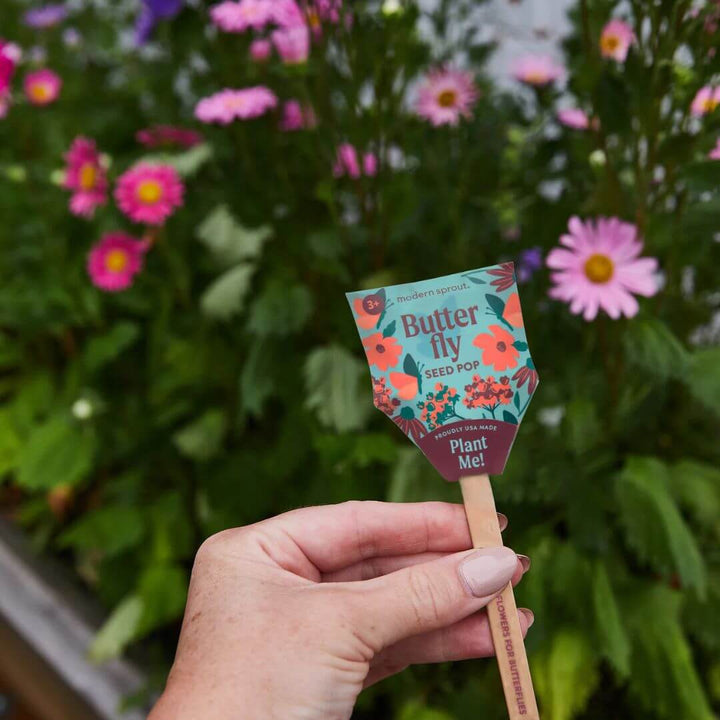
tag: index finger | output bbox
[259,501,473,573]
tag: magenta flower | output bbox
[279,99,316,131]
[24,68,62,106]
[512,54,565,87]
[415,67,478,127]
[62,137,108,218]
[250,38,273,61]
[333,143,377,179]
[691,85,720,117]
[115,163,184,226]
[210,0,274,32]
[87,233,146,292]
[557,108,590,130]
[547,216,659,321]
[0,41,20,117]
[272,25,310,64]
[709,139,720,160]
[194,87,278,124]
[600,19,635,62]
[135,125,203,148]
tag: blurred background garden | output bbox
[1,0,720,718]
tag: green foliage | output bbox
[0,1,718,718]
[616,457,706,596]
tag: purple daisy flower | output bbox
[23,3,68,28]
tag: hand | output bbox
[149,501,532,720]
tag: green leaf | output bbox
[502,410,518,425]
[684,572,720,651]
[382,320,397,338]
[623,316,689,379]
[136,563,188,637]
[239,340,275,416]
[0,409,22,476]
[485,293,505,316]
[173,409,227,461]
[688,347,720,416]
[82,322,140,373]
[200,264,256,320]
[512,340,528,351]
[626,585,714,720]
[681,160,720,193]
[197,205,272,266]
[59,505,145,557]
[670,460,720,530]
[247,283,313,337]
[533,628,600,720]
[592,561,631,677]
[141,143,213,177]
[89,595,143,663]
[17,415,96,490]
[304,346,371,432]
[563,397,600,455]
[387,447,456,503]
[616,457,706,596]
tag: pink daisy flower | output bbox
[557,108,590,129]
[62,137,108,219]
[87,233,146,292]
[272,25,310,64]
[512,54,565,87]
[333,143,377,179]
[709,139,720,160]
[195,87,278,124]
[415,67,478,127]
[547,216,659,321]
[210,0,274,32]
[114,163,184,226]
[600,19,635,62]
[691,85,720,117]
[279,99,317,131]
[0,40,20,118]
[250,38,273,61]
[24,68,62,106]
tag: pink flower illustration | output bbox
[114,163,184,225]
[547,216,659,321]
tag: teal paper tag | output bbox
[346,263,538,481]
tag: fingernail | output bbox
[520,608,535,628]
[497,513,508,532]
[517,554,531,573]
[459,547,517,598]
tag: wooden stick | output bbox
[460,473,539,720]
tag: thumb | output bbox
[355,547,519,649]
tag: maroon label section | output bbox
[417,420,519,482]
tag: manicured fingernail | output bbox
[517,554,531,573]
[497,513,508,531]
[459,547,517,598]
[520,608,535,628]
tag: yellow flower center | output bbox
[136,179,162,204]
[105,249,129,273]
[29,83,50,102]
[601,34,620,54]
[306,9,321,29]
[437,89,458,108]
[584,253,614,284]
[524,71,548,85]
[702,98,719,113]
[79,163,97,190]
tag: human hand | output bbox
[149,501,532,720]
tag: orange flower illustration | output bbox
[502,292,524,328]
[353,297,378,329]
[472,325,519,371]
[362,333,403,371]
